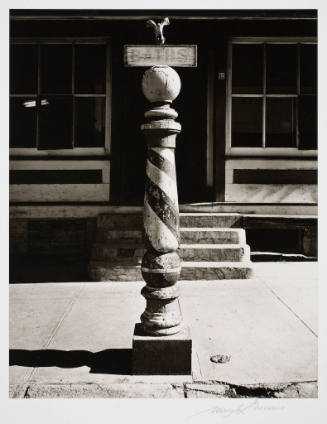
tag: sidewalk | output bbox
[9,262,318,398]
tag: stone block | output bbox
[97,214,143,230]
[97,229,143,244]
[180,244,250,262]
[180,261,254,280]
[181,228,245,244]
[184,383,229,398]
[180,213,243,228]
[91,242,144,261]
[24,383,185,399]
[132,323,192,375]
[88,261,142,281]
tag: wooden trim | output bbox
[225,158,317,183]
[72,43,76,148]
[206,49,214,187]
[9,94,38,98]
[74,94,106,97]
[10,159,110,171]
[262,44,266,148]
[9,204,317,219]
[225,184,317,203]
[231,37,317,43]
[105,42,112,154]
[10,184,110,202]
[225,41,232,157]
[9,11,318,21]
[11,37,109,44]
[214,38,228,202]
[10,93,107,98]
[36,44,41,149]
[231,94,299,98]
[9,147,109,157]
[227,148,317,157]
[296,43,301,148]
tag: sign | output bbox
[124,45,197,67]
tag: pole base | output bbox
[132,323,192,375]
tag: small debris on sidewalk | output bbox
[210,354,231,364]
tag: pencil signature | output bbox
[189,399,285,419]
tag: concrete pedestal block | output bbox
[132,323,192,375]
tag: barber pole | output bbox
[140,65,183,336]
[127,19,194,374]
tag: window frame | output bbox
[226,36,317,157]
[10,37,112,157]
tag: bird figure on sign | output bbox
[146,17,170,45]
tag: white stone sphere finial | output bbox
[142,66,181,103]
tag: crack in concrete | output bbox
[11,380,317,398]
[43,284,86,349]
[260,279,317,337]
[183,379,317,398]
[12,284,86,397]
[23,385,30,398]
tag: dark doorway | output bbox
[110,41,210,205]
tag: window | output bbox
[228,39,317,153]
[10,40,110,153]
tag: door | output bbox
[110,41,211,205]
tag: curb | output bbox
[10,380,318,399]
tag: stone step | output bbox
[90,213,253,281]
[180,228,245,244]
[91,243,144,262]
[91,242,250,262]
[88,262,142,282]
[180,244,250,262]
[96,230,143,244]
[181,261,254,280]
[88,261,254,281]
[96,213,243,230]
[180,213,243,228]
[96,228,245,245]
[97,214,143,230]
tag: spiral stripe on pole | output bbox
[143,200,179,252]
[146,160,178,206]
[147,148,176,181]
[144,177,180,244]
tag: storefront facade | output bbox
[9,10,318,281]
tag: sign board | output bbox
[124,45,197,67]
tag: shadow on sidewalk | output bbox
[9,348,132,375]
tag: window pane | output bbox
[40,45,72,94]
[266,98,296,147]
[232,44,263,94]
[298,95,317,150]
[39,96,73,149]
[10,44,38,94]
[266,44,297,94]
[10,97,37,147]
[300,44,317,95]
[75,98,105,147]
[232,98,262,147]
[75,44,106,94]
